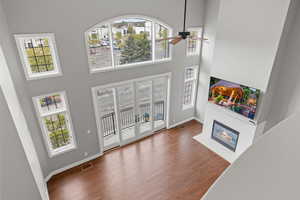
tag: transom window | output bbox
[186,27,203,56]
[15,33,62,80]
[85,16,172,72]
[33,91,76,157]
[182,65,198,110]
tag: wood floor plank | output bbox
[47,120,230,200]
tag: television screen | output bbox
[208,77,260,120]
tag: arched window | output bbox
[85,15,172,73]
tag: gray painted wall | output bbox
[0,0,48,175]
[0,0,48,198]
[0,87,42,200]
[196,0,220,122]
[1,0,204,176]
[265,0,300,130]
[259,0,299,132]
[202,112,300,200]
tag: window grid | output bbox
[15,33,62,80]
[182,66,198,109]
[186,28,202,56]
[24,38,54,73]
[33,92,76,157]
[43,112,71,149]
[183,80,194,105]
[86,16,172,73]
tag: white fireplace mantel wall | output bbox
[195,0,292,162]
[194,103,266,163]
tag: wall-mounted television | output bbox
[208,77,260,120]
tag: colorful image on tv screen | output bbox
[208,77,260,120]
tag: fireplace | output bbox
[211,120,239,152]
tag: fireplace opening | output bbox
[211,120,239,152]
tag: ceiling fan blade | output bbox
[188,36,209,41]
[156,36,181,42]
[171,37,183,45]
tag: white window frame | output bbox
[91,72,172,154]
[15,33,62,80]
[182,65,199,110]
[85,15,173,73]
[32,91,76,157]
[186,27,203,57]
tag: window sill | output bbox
[26,71,63,81]
[182,104,195,111]
[186,53,200,57]
[90,58,172,74]
[48,143,77,158]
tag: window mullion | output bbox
[31,39,40,73]
[40,109,67,117]
[49,115,60,148]
[57,113,67,144]
[39,38,49,72]
[108,23,115,68]
[152,21,155,62]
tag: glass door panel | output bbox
[97,88,120,151]
[136,80,153,135]
[153,77,167,130]
[94,74,170,154]
[116,84,136,143]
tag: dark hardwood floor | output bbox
[48,120,230,200]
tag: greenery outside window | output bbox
[85,15,172,73]
[15,33,62,80]
[33,91,76,157]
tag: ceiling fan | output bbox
[160,0,207,45]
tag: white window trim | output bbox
[85,15,173,74]
[186,27,203,57]
[15,33,62,80]
[182,65,199,110]
[32,91,77,158]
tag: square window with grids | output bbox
[33,92,76,157]
[186,28,203,56]
[182,66,198,110]
[15,33,62,80]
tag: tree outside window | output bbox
[86,16,172,72]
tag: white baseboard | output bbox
[168,117,201,129]
[45,152,102,182]
[193,117,203,124]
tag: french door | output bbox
[92,74,170,152]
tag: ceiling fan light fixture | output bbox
[178,31,191,39]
